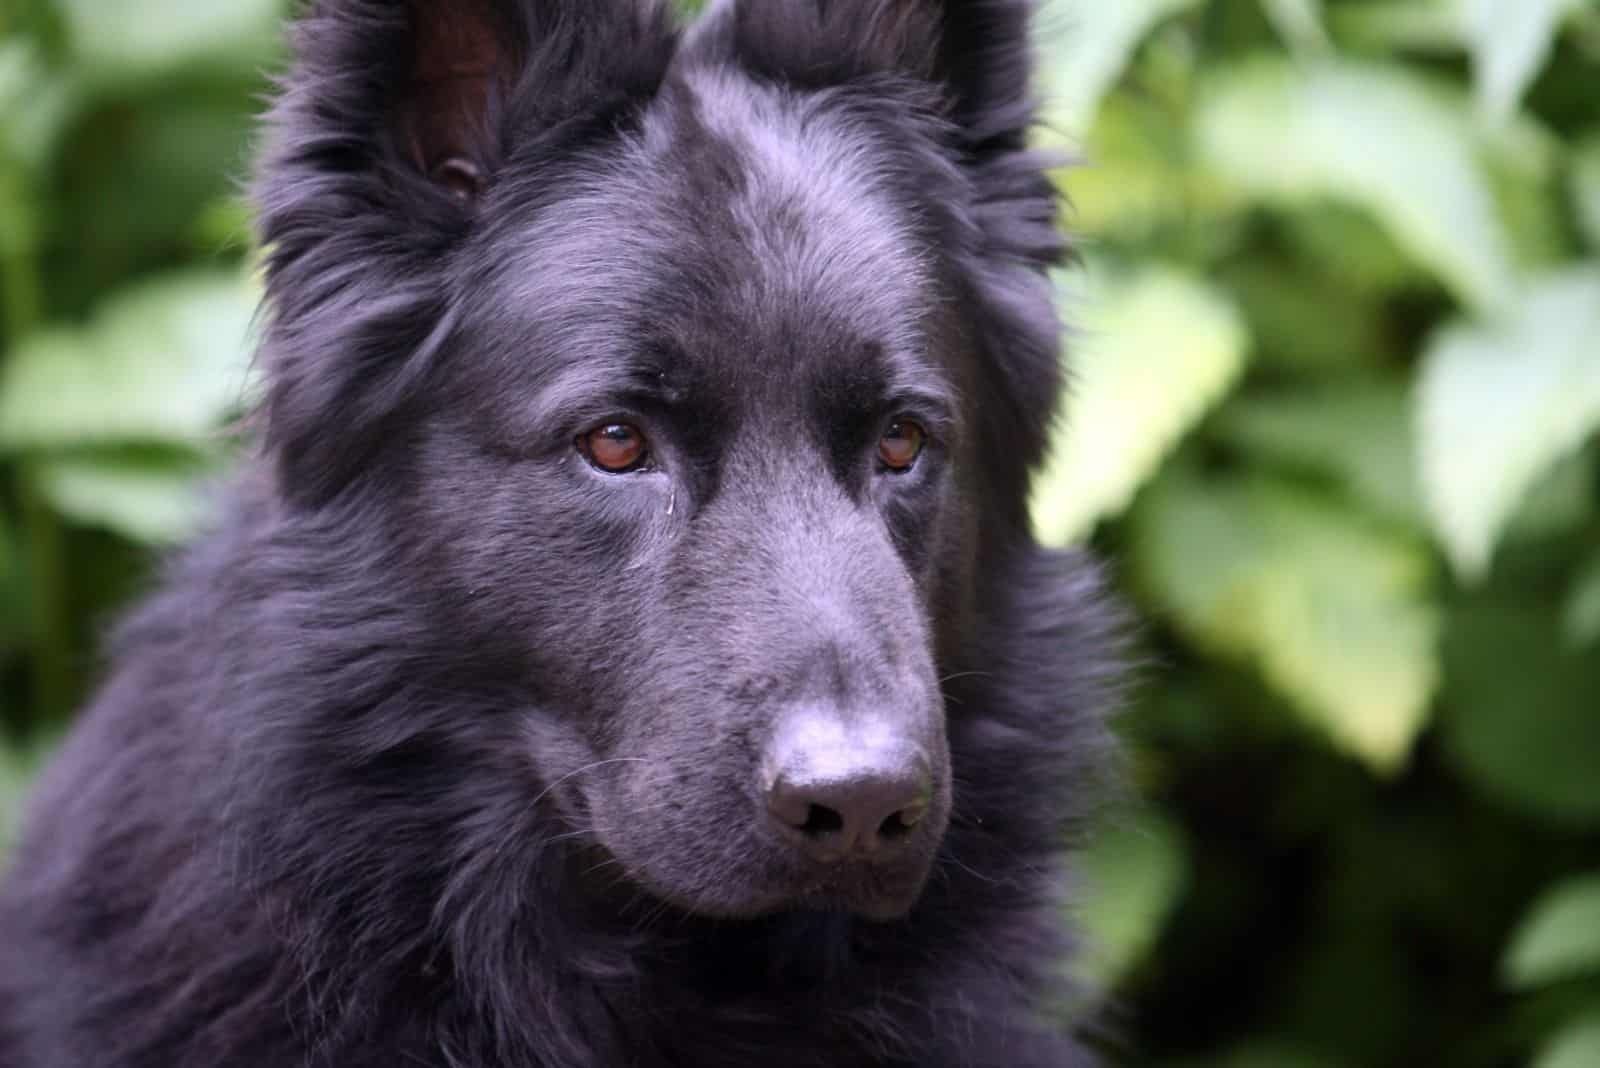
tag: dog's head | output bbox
[255,0,1063,921]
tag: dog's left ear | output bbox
[720,0,1040,153]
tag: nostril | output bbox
[800,803,844,836]
[877,799,926,840]
[763,710,935,859]
[766,763,933,859]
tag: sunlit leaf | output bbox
[1260,0,1331,55]
[1466,0,1581,123]
[1194,58,1517,312]
[1533,1015,1600,1068]
[1038,0,1201,135]
[1575,135,1600,251]
[1074,806,1188,988]
[1033,266,1249,545]
[1131,468,1441,772]
[1442,598,1600,825]
[56,0,284,89]
[1212,378,1424,527]
[1504,873,1600,989]
[0,270,259,450]
[0,41,79,170]
[29,453,219,545]
[1416,267,1600,580]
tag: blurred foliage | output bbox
[1,0,1599,1065]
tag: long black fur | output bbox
[0,2,1122,1065]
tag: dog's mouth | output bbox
[779,857,938,921]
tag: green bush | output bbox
[3,1,1599,1063]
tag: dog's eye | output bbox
[579,423,649,473]
[878,420,926,472]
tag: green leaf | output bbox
[1483,116,1571,271]
[1260,0,1332,55]
[1065,96,1196,239]
[1212,378,1424,528]
[1442,598,1600,825]
[1279,201,1432,295]
[1533,1015,1600,1068]
[0,270,260,450]
[1500,448,1598,547]
[1466,0,1581,123]
[56,0,284,89]
[29,453,219,545]
[1194,58,1518,312]
[1416,267,1600,580]
[1564,550,1600,648]
[1329,0,1469,51]
[1032,266,1249,545]
[0,513,14,647]
[1574,135,1600,251]
[1038,0,1201,134]
[1074,806,1188,988]
[1132,469,1441,772]
[0,40,78,170]
[1504,873,1600,989]
[60,92,264,263]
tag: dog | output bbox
[0,1,1121,1064]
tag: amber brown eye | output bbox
[580,423,649,473]
[878,420,926,472]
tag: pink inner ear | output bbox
[402,0,509,178]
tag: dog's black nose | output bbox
[765,728,932,862]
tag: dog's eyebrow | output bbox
[511,349,704,437]
[890,391,961,446]
[880,371,960,433]
[516,360,637,433]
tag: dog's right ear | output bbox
[253,1,675,505]
[260,0,674,213]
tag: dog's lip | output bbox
[779,856,934,919]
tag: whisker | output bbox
[527,757,650,809]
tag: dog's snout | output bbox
[763,710,933,862]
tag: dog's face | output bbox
[256,0,1060,921]
[419,75,965,918]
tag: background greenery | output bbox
[1,0,1598,1064]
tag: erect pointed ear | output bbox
[262,0,674,210]
[401,0,522,197]
[718,0,1040,150]
[706,0,1066,491]
[252,1,675,505]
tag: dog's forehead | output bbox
[475,69,944,408]
[651,68,934,345]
